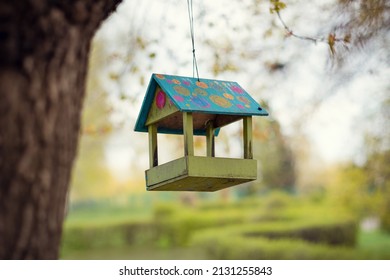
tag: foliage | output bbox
[270,0,390,60]
[324,122,389,231]
[192,234,364,260]
[251,118,296,192]
[69,135,114,201]
[357,230,390,259]
[270,0,286,13]
[366,149,390,232]
[363,96,390,231]
[244,220,357,246]
[336,0,390,48]
[62,220,156,253]
[69,38,116,201]
[326,164,373,217]
[61,194,373,260]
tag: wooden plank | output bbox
[183,112,194,156]
[147,176,253,192]
[148,124,158,168]
[243,116,253,159]
[146,157,188,186]
[187,156,257,179]
[146,156,257,192]
[206,120,215,157]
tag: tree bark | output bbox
[0,0,122,259]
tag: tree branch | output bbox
[271,1,350,56]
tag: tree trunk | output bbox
[0,0,122,259]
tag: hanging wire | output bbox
[187,0,200,81]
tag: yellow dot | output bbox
[223,93,234,100]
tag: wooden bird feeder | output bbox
[134,73,268,191]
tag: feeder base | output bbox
[145,156,257,192]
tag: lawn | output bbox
[61,196,390,260]
[357,230,390,259]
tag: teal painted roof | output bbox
[134,73,268,135]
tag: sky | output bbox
[94,0,389,180]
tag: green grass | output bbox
[61,246,207,260]
[61,196,390,260]
[64,205,152,228]
[357,230,390,259]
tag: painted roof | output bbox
[134,73,268,134]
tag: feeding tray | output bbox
[134,73,268,192]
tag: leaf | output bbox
[130,65,139,74]
[343,34,351,44]
[136,36,146,49]
[109,72,119,81]
[328,33,336,56]
[120,93,127,100]
[270,0,286,13]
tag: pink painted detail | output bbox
[231,85,244,94]
[236,104,245,109]
[238,96,250,105]
[156,91,166,109]
[183,80,191,86]
[166,79,173,84]
[173,95,184,102]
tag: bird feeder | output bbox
[134,73,268,191]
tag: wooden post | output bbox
[243,116,253,159]
[183,112,194,156]
[148,124,158,168]
[206,120,215,157]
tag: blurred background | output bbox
[60,0,390,259]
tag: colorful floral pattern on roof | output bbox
[134,73,268,135]
[154,74,264,114]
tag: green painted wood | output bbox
[187,156,256,179]
[206,120,215,157]
[183,112,194,156]
[146,157,188,186]
[243,116,253,159]
[145,86,179,126]
[148,124,158,168]
[145,156,257,191]
[148,176,253,192]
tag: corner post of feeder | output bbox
[148,124,158,168]
[183,112,194,156]
[243,116,253,159]
[206,120,215,157]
